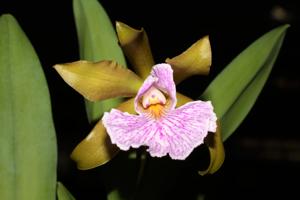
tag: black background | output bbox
[0,0,299,199]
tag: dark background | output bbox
[0,0,299,199]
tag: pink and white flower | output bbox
[103,64,217,159]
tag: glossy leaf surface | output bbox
[0,14,57,200]
[201,25,289,141]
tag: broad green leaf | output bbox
[57,182,76,200]
[0,14,57,200]
[73,0,127,123]
[201,25,289,141]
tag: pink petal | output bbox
[102,109,158,150]
[164,100,217,159]
[102,100,217,160]
[151,64,177,109]
[135,64,176,114]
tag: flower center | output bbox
[142,86,166,119]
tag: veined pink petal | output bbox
[102,109,157,150]
[164,100,217,159]
[135,64,177,114]
[102,100,217,160]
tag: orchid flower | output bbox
[54,22,224,173]
[103,63,217,159]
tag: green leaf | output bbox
[201,25,289,141]
[0,14,57,200]
[57,182,76,200]
[73,0,127,123]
